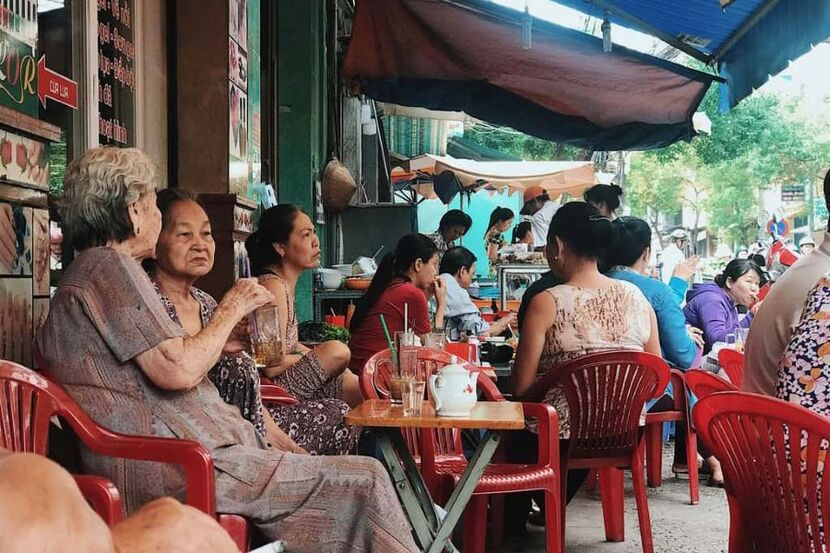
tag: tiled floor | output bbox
[500,444,730,552]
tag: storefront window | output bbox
[38,0,82,196]
[97,0,134,147]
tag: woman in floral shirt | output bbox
[776,272,830,546]
[777,273,830,414]
[484,207,514,277]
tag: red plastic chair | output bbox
[444,341,479,364]
[693,392,830,552]
[717,349,745,387]
[685,369,737,399]
[362,349,562,553]
[643,369,700,504]
[0,360,248,551]
[525,351,670,553]
[360,348,503,494]
[260,381,300,406]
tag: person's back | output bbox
[608,268,698,369]
[539,280,652,371]
[745,233,830,394]
[348,279,431,371]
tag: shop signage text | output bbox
[37,56,78,110]
[0,31,36,116]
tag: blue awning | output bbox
[554,0,830,110]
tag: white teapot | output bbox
[429,356,478,417]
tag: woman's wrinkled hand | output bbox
[223,319,251,354]
[220,278,274,319]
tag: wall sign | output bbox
[37,55,78,109]
[97,0,135,146]
[781,184,805,203]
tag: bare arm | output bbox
[511,292,556,397]
[487,242,499,262]
[135,279,273,391]
[481,312,516,338]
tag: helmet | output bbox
[799,236,816,247]
[670,229,688,240]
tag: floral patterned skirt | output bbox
[269,351,358,455]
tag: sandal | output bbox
[708,475,725,488]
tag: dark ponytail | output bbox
[244,204,301,275]
[584,184,623,213]
[547,201,613,260]
[350,234,439,332]
[604,216,652,268]
[714,259,762,289]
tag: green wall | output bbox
[277,0,328,322]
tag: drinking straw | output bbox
[379,314,398,366]
[330,307,337,317]
[404,303,409,335]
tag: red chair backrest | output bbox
[717,348,745,387]
[361,348,503,402]
[685,369,737,399]
[526,351,669,462]
[0,360,61,454]
[0,360,216,515]
[693,392,830,553]
[362,348,504,459]
[444,342,477,363]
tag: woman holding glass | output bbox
[148,189,357,455]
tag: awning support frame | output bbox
[710,0,783,62]
[581,0,714,65]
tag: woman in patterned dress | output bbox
[776,273,830,547]
[149,189,356,455]
[506,202,661,533]
[245,205,364,409]
[38,147,416,551]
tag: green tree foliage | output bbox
[628,84,830,248]
[462,124,590,161]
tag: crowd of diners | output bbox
[9,145,830,550]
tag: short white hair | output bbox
[59,147,158,250]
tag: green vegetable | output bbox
[298,321,350,344]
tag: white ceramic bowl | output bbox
[332,264,354,277]
[317,268,344,290]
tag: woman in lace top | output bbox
[509,202,660,520]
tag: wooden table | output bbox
[346,400,524,553]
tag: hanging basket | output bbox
[321,159,357,215]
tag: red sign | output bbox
[37,55,78,110]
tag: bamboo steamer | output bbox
[321,159,357,214]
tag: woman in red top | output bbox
[349,234,447,373]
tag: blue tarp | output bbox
[555,0,830,110]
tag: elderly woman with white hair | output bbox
[37,147,417,552]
